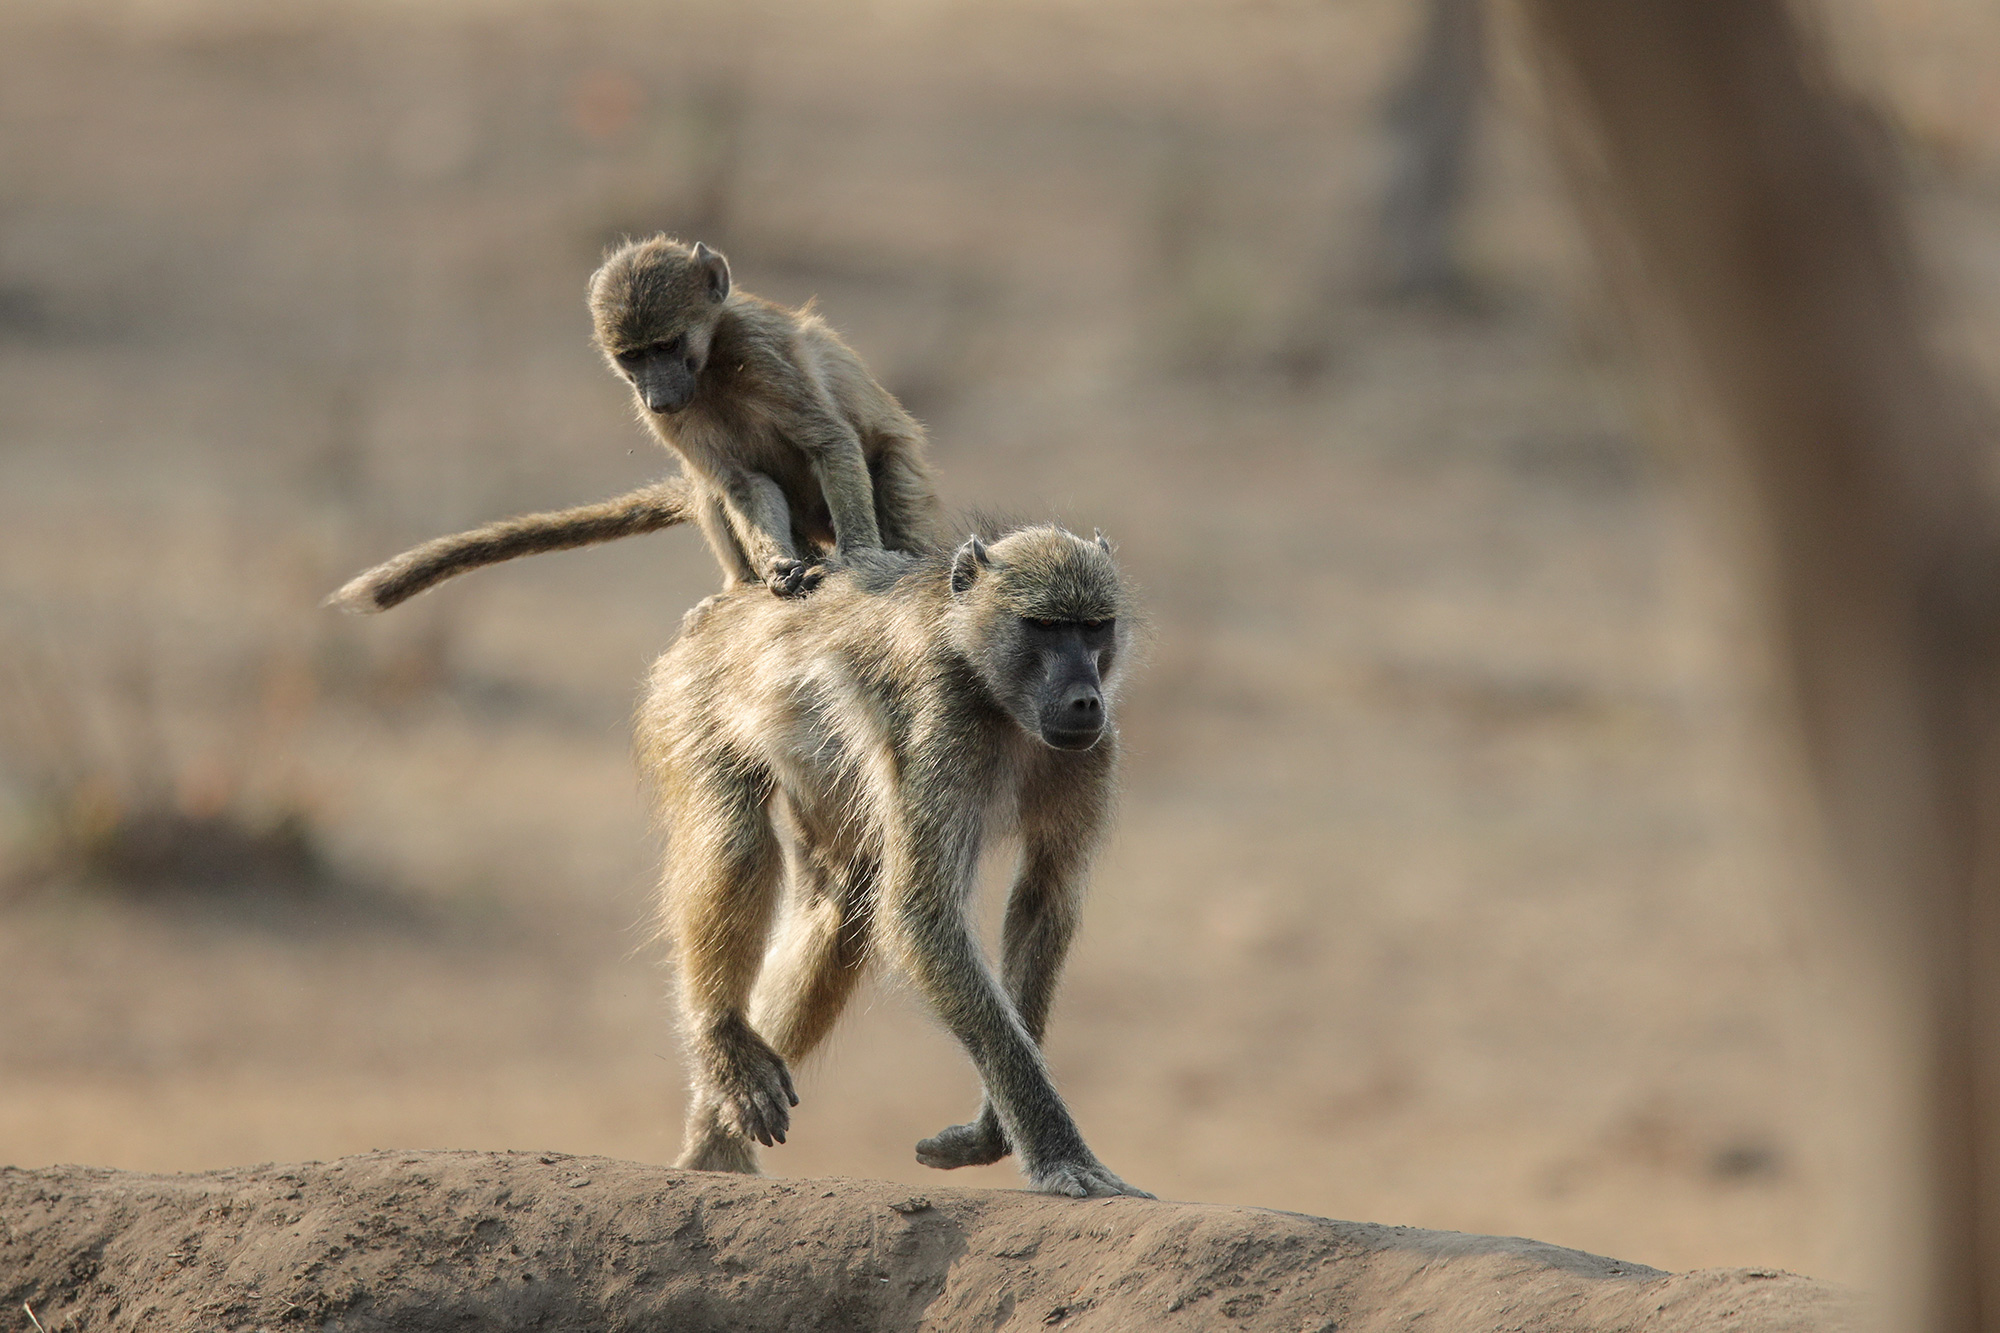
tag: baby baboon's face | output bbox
[950,529,1126,751]
[589,237,732,416]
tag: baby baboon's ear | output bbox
[950,536,991,596]
[692,242,731,302]
[1093,528,1113,555]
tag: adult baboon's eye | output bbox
[663,334,686,355]
[1081,620,1111,633]
[1024,617,1061,631]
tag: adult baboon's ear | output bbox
[950,536,990,596]
[1093,528,1113,554]
[692,242,731,302]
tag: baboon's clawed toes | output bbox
[1029,1160,1153,1200]
[915,1119,1010,1169]
[712,1046,799,1148]
[765,558,825,599]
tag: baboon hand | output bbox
[713,1047,799,1148]
[1027,1159,1154,1200]
[766,557,827,599]
[915,1117,1010,1170]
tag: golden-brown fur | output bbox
[326,477,694,613]
[641,525,1146,1198]
[326,235,939,612]
[591,235,942,595]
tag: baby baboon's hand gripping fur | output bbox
[642,526,1149,1198]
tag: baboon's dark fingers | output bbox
[766,557,825,599]
[726,1093,781,1147]
[1028,1160,1154,1200]
[719,1049,797,1148]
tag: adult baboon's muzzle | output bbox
[1040,682,1105,750]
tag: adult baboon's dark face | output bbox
[1018,617,1118,750]
[949,528,1126,752]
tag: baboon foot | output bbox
[766,558,826,598]
[675,1098,763,1174]
[704,1030,799,1147]
[1027,1159,1154,1200]
[677,1129,762,1174]
[915,1118,1010,1169]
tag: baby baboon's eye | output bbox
[663,334,686,355]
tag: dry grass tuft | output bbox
[0,627,334,902]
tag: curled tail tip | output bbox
[324,575,390,614]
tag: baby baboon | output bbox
[328,234,938,612]
[642,525,1147,1198]
[592,235,941,595]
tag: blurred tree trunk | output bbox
[1375,0,1485,301]
[1516,3,2000,1328]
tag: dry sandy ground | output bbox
[0,0,1996,1300]
[0,1151,1852,1332]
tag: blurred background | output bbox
[1,0,1996,1285]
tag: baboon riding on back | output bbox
[646,526,1146,1198]
[330,235,940,612]
[327,239,1143,1197]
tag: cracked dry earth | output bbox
[1,1150,1849,1332]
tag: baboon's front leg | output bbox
[664,766,798,1170]
[916,836,1088,1170]
[886,818,1145,1199]
[714,470,819,597]
[793,404,884,563]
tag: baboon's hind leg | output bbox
[694,487,759,590]
[665,764,797,1172]
[748,854,874,1066]
[870,445,944,556]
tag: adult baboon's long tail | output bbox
[327,476,694,612]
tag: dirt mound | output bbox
[0,1150,1847,1331]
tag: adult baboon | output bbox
[328,235,939,613]
[643,524,1147,1199]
